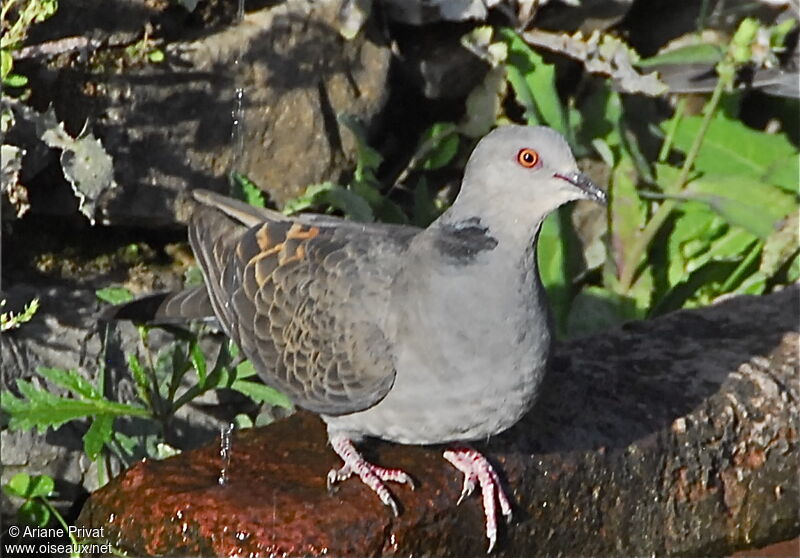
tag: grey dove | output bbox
[103,124,607,552]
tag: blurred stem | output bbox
[619,76,726,292]
[40,495,80,554]
[720,240,762,292]
[657,97,686,163]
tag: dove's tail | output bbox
[98,286,216,324]
[99,188,280,325]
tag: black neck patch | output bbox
[434,218,499,264]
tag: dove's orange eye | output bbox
[517,148,540,168]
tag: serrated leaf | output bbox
[127,353,150,404]
[37,367,99,399]
[83,415,114,461]
[95,286,134,305]
[1,379,149,433]
[40,116,117,224]
[230,380,293,408]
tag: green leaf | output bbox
[284,182,374,222]
[500,29,567,136]
[787,252,800,283]
[1,379,149,433]
[1,50,12,81]
[412,177,439,227]
[148,49,165,63]
[419,123,459,170]
[37,367,99,399]
[763,154,800,193]
[127,353,151,404]
[230,379,293,408]
[666,114,798,186]
[637,44,724,68]
[233,359,257,379]
[537,212,569,336]
[231,173,266,208]
[760,212,799,278]
[609,154,645,284]
[95,287,134,305]
[18,500,50,527]
[338,114,383,182]
[3,73,28,87]
[665,203,722,288]
[83,415,114,461]
[590,88,622,142]
[565,286,628,338]
[4,473,54,499]
[190,343,207,386]
[684,174,796,238]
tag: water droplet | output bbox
[218,422,235,486]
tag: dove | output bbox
[103,125,607,552]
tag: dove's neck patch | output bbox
[434,218,498,264]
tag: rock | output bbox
[16,0,391,226]
[75,286,799,556]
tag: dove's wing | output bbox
[190,190,419,416]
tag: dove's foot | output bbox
[327,434,415,516]
[443,446,513,553]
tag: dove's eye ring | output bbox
[517,148,540,168]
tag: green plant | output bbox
[3,473,64,529]
[496,21,798,336]
[281,18,797,338]
[0,287,293,487]
[1,297,39,332]
[1,0,57,88]
[2,472,122,556]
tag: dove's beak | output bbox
[554,171,607,205]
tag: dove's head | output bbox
[455,125,606,226]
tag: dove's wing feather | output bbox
[190,194,419,416]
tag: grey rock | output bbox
[19,0,391,226]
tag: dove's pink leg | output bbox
[327,435,415,516]
[443,446,513,553]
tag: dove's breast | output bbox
[324,240,552,445]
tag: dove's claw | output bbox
[328,435,413,517]
[443,447,513,553]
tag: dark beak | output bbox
[555,171,607,205]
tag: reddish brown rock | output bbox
[77,287,799,556]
